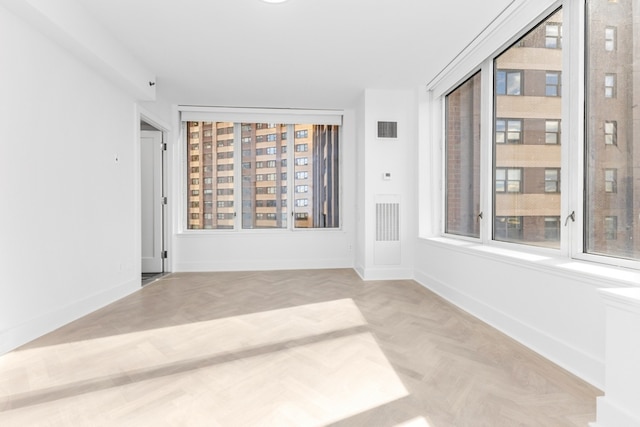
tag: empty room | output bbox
[1,0,639,425]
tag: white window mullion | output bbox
[481,58,495,245]
[563,0,585,259]
[288,124,295,230]
[233,123,242,231]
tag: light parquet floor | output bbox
[0,269,601,426]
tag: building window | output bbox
[295,157,308,166]
[496,70,522,96]
[495,168,522,193]
[604,74,616,98]
[546,23,562,48]
[604,216,618,240]
[604,121,617,145]
[296,199,308,207]
[545,72,561,97]
[295,185,308,193]
[545,120,560,144]
[544,217,561,240]
[494,216,523,241]
[604,169,617,193]
[295,130,308,138]
[295,143,308,152]
[296,171,308,180]
[605,27,616,52]
[545,169,560,193]
[495,119,522,144]
[267,134,277,142]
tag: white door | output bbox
[141,130,164,273]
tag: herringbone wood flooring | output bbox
[0,269,600,426]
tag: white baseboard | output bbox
[175,258,352,272]
[0,278,140,356]
[414,269,604,390]
[355,266,414,281]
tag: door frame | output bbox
[137,106,171,281]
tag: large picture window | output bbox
[184,116,340,231]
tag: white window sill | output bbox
[421,236,640,289]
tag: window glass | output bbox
[445,72,481,238]
[585,0,639,260]
[186,122,234,230]
[293,124,340,229]
[493,8,562,248]
[186,120,340,231]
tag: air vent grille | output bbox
[376,202,400,241]
[377,121,398,139]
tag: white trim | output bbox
[179,106,343,126]
[427,0,561,98]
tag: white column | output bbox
[591,288,640,427]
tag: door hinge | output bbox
[162,143,167,151]
[162,196,168,205]
[161,250,168,259]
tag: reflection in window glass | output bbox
[445,72,481,238]
[585,0,639,260]
[494,8,562,248]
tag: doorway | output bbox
[140,121,165,284]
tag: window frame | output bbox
[424,0,640,271]
[178,107,343,233]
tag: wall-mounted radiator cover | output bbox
[374,194,401,265]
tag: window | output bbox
[585,0,638,261]
[545,169,560,193]
[545,120,560,144]
[604,169,617,193]
[445,72,481,238]
[434,3,640,266]
[604,121,617,145]
[545,217,561,241]
[546,23,562,48]
[545,72,561,97]
[495,119,522,144]
[604,216,617,240]
[185,117,340,231]
[495,70,522,95]
[492,9,562,248]
[604,74,616,98]
[495,168,522,193]
[605,27,616,52]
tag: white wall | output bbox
[171,110,357,272]
[355,89,418,280]
[414,239,611,389]
[0,5,141,354]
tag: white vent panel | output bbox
[377,121,398,139]
[376,203,400,241]
[374,195,401,266]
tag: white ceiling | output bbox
[80,0,514,109]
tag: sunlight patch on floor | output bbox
[0,299,409,426]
